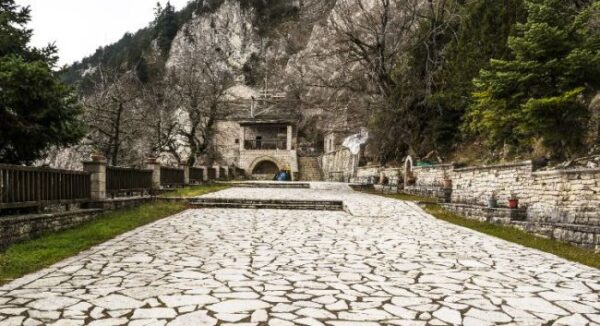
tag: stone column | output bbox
[239,126,245,152]
[215,166,220,180]
[146,158,161,190]
[202,166,208,182]
[181,161,190,185]
[83,156,107,201]
[286,125,293,151]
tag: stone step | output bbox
[194,198,343,206]
[190,202,343,211]
[190,198,344,211]
[232,183,310,189]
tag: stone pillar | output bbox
[181,161,190,185]
[239,126,245,152]
[202,166,208,182]
[83,156,107,201]
[215,166,220,180]
[146,158,161,190]
[224,166,230,180]
[286,125,293,151]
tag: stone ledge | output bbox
[512,221,600,250]
[86,196,153,210]
[453,160,533,173]
[404,186,451,203]
[413,163,456,171]
[0,197,155,249]
[0,209,105,249]
[532,168,600,177]
[440,203,527,223]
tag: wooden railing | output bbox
[160,166,185,187]
[244,139,287,150]
[0,164,91,209]
[190,167,205,183]
[107,166,152,195]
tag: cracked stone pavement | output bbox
[0,183,599,325]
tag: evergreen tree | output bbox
[464,0,600,157]
[430,0,525,153]
[154,2,178,56]
[0,0,85,164]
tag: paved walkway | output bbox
[0,184,599,325]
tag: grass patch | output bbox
[367,191,438,204]
[161,184,230,198]
[364,191,600,269]
[0,201,186,285]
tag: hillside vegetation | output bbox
[1,0,598,167]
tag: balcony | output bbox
[244,139,288,151]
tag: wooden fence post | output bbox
[146,158,161,190]
[83,156,107,201]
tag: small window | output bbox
[235,139,239,144]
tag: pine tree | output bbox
[0,0,85,164]
[464,0,600,157]
[154,2,178,56]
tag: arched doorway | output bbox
[251,159,280,180]
[404,156,414,187]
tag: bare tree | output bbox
[83,68,144,166]
[169,43,234,166]
[329,0,420,99]
[139,72,183,163]
[285,0,422,137]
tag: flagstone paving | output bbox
[1,184,599,325]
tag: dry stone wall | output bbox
[412,164,454,187]
[451,161,534,206]
[404,158,600,249]
[528,169,600,226]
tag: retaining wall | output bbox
[0,197,154,249]
[0,209,102,249]
[420,160,600,250]
[412,164,455,187]
[451,161,534,206]
[321,148,356,182]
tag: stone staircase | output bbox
[190,198,344,211]
[298,156,324,181]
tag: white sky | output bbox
[17,0,191,66]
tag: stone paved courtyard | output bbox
[0,184,599,325]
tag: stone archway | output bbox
[252,161,279,175]
[404,156,414,187]
[249,157,282,180]
[405,156,413,176]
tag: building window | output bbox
[235,139,239,144]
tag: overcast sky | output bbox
[17,0,191,66]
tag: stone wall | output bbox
[0,209,102,249]
[321,148,357,182]
[355,166,402,185]
[0,197,155,249]
[412,164,454,187]
[439,160,600,250]
[451,161,534,206]
[527,169,600,226]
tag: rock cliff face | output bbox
[166,0,337,95]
